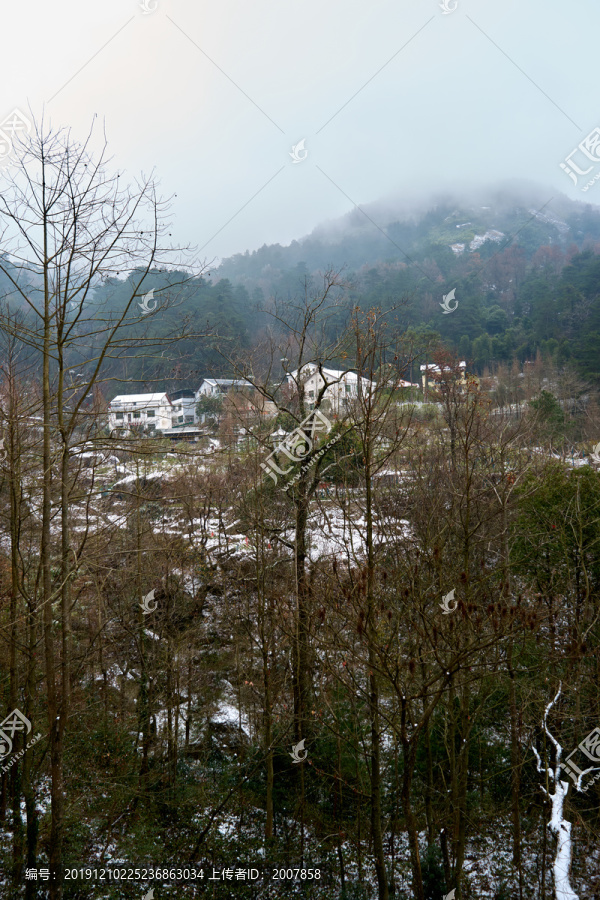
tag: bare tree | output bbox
[0,117,205,897]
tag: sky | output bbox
[2,0,600,267]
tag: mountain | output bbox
[216,185,600,290]
[2,185,600,386]
[211,185,600,381]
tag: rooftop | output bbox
[288,365,371,384]
[420,361,467,374]
[110,393,171,405]
[200,378,253,387]
[170,389,195,400]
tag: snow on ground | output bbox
[469,229,505,250]
[211,702,250,737]
[304,510,411,561]
[114,464,134,476]
[153,706,189,741]
[112,470,166,487]
[93,664,136,689]
[144,629,161,641]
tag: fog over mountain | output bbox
[306,181,574,244]
[215,182,600,289]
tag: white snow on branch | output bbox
[532,683,579,900]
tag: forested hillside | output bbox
[213,191,600,382]
[3,189,599,392]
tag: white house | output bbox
[196,378,277,422]
[286,364,373,413]
[170,389,197,425]
[420,361,468,398]
[108,393,172,433]
[196,378,254,399]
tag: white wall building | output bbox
[196,378,253,399]
[420,361,467,396]
[108,393,173,433]
[170,390,197,425]
[287,364,373,413]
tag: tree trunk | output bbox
[293,490,311,746]
[9,414,24,883]
[369,661,388,900]
[262,639,274,840]
[23,596,39,900]
[508,644,523,899]
[365,451,388,900]
[401,757,424,900]
[42,248,64,899]
[136,486,150,799]
[424,704,435,845]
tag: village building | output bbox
[196,378,277,422]
[108,392,173,432]
[286,364,373,413]
[170,389,198,425]
[196,378,254,398]
[420,361,469,399]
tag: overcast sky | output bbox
[3,0,600,265]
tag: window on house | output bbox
[133,412,141,419]
[147,409,155,417]
[345,384,351,394]
[147,424,155,432]
[115,412,123,420]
